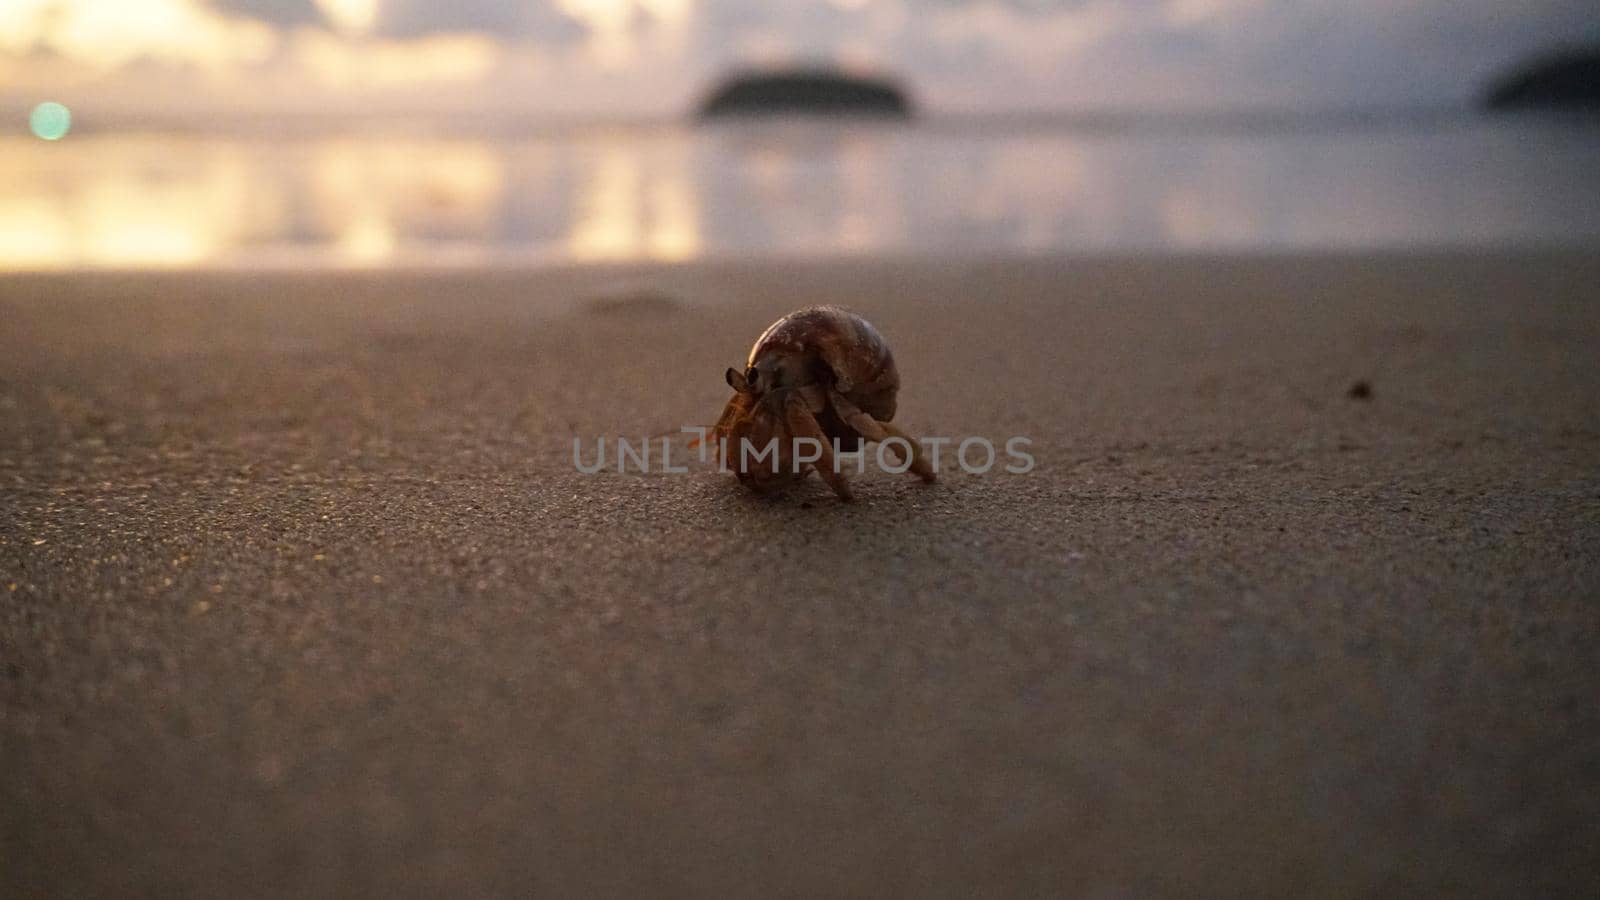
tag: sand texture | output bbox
[3,252,1599,896]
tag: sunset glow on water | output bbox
[2,117,1597,271]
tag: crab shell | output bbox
[744,305,900,424]
[711,306,904,492]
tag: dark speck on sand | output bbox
[2,251,1598,897]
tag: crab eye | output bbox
[745,366,759,386]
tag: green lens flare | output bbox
[30,102,72,141]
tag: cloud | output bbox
[375,0,585,42]
[206,0,322,27]
[4,0,1600,114]
[886,0,1600,108]
[204,0,587,42]
[0,0,279,71]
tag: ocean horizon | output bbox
[4,109,1597,271]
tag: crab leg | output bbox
[828,389,936,483]
[697,391,752,456]
[784,393,853,502]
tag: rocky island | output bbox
[1485,48,1600,110]
[698,67,913,118]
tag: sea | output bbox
[3,110,1597,270]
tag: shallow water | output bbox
[2,114,1597,270]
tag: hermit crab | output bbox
[706,306,935,501]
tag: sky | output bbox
[1,0,1596,119]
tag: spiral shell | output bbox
[743,305,900,421]
[709,305,930,500]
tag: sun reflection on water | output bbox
[308,138,504,265]
[0,137,261,267]
[0,121,1595,271]
[0,196,71,268]
[645,168,700,261]
[568,137,701,262]
[568,146,642,261]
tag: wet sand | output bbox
[3,251,1598,896]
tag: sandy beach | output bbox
[2,250,1598,895]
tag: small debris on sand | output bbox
[582,284,682,316]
